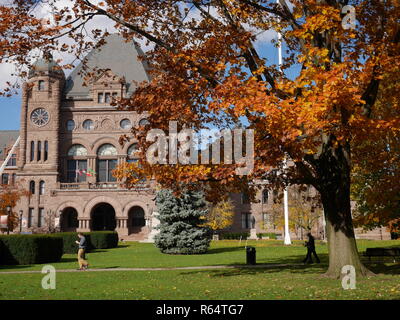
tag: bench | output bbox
[364,248,400,262]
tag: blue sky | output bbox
[0,96,21,130]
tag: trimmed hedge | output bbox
[55,231,119,254]
[257,233,277,240]
[0,235,63,265]
[220,232,250,240]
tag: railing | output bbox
[58,182,152,191]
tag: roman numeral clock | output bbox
[30,108,50,127]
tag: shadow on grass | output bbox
[207,246,247,254]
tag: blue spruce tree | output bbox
[154,189,211,254]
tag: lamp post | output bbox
[19,210,23,233]
[6,205,11,235]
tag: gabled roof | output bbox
[64,34,151,99]
[0,130,19,161]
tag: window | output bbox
[1,174,9,185]
[39,181,45,195]
[83,119,94,131]
[38,208,44,228]
[67,144,88,157]
[112,92,118,100]
[66,120,75,131]
[30,141,35,161]
[241,213,251,229]
[139,118,149,127]
[262,189,269,204]
[98,93,104,103]
[127,143,139,156]
[37,141,41,161]
[67,160,87,183]
[6,154,16,167]
[44,141,48,161]
[97,159,117,182]
[241,192,250,204]
[29,181,35,194]
[38,80,45,91]
[105,92,111,103]
[28,208,34,228]
[97,144,117,156]
[120,119,132,130]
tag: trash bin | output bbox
[246,246,256,265]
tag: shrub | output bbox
[0,235,63,265]
[257,233,277,240]
[220,232,250,240]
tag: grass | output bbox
[0,239,399,299]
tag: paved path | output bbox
[0,263,305,274]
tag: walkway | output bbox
[0,263,305,274]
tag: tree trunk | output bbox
[313,138,374,278]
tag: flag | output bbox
[88,168,96,176]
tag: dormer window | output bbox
[105,92,111,104]
[38,80,45,91]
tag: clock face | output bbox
[31,108,50,127]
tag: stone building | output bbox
[0,35,390,241]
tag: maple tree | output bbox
[0,0,399,278]
[0,183,29,232]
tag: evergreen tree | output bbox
[154,189,211,254]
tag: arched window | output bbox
[29,181,35,194]
[97,144,117,182]
[262,189,269,204]
[127,143,139,158]
[39,181,45,195]
[68,144,88,156]
[44,141,48,161]
[30,141,35,161]
[37,141,41,161]
[97,144,117,156]
[66,144,88,183]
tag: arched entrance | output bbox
[60,207,79,232]
[128,206,146,235]
[91,203,116,231]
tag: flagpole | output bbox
[277,0,291,245]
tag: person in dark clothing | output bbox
[303,233,320,264]
[75,233,89,270]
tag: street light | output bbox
[19,210,23,233]
[6,205,11,235]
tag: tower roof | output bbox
[64,34,151,100]
[28,53,65,79]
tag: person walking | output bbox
[303,232,320,264]
[75,233,89,270]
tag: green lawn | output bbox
[0,240,399,299]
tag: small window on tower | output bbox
[38,80,45,91]
[98,93,104,103]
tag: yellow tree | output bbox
[1,0,400,278]
[200,199,235,233]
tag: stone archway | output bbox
[127,206,146,235]
[60,207,79,232]
[91,202,116,231]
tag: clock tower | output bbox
[19,53,65,174]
